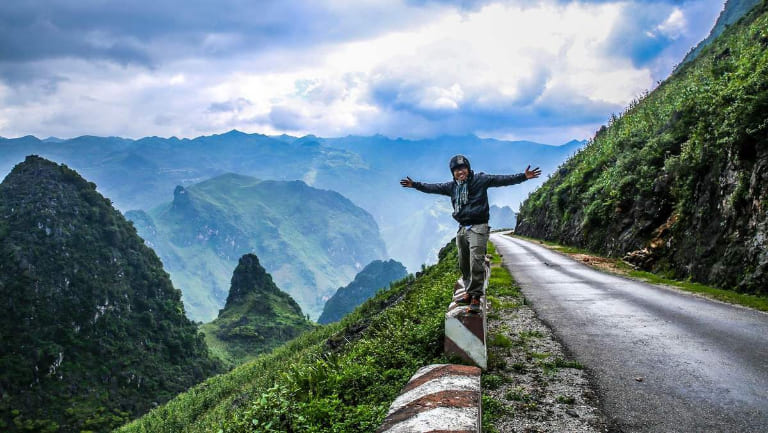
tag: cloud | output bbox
[0,0,432,71]
[0,0,726,143]
[207,98,253,114]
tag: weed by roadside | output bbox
[510,233,768,312]
[482,241,606,433]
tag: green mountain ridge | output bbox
[516,1,768,293]
[318,259,408,324]
[127,173,388,322]
[0,156,219,433]
[200,253,315,368]
[680,0,762,66]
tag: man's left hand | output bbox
[525,165,542,179]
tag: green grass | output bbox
[117,243,462,433]
[511,234,768,312]
[482,374,506,390]
[481,394,510,433]
[626,269,768,311]
[488,332,514,348]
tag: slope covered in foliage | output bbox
[126,173,387,321]
[317,259,407,324]
[0,156,220,433]
[200,254,315,368]
[680,0,762,66]
[516,1,768,293]
[117,243,462,433]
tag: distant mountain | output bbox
[0,132,584,272]
[200,254,314,368]
[517,2,768,294]
[318,259,408,324]
[313,135,584,270]
[490,205,517,230]
[679,0,762,66]
[0,156,219,433]
[126,173,387,322]
[0,130,366,212]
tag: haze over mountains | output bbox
[1,1,765,432]
[0,132,581,274]
[126,173,386,322]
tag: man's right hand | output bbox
[400,176,414,188]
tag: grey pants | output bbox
[456,223,489,299]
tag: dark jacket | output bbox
[413,170,527,225]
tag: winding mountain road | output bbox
[491,233,768,433]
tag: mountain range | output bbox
[0,133,583,272]
[318,259,408,324]
[126,173,387,322]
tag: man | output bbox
[400,154,541,312]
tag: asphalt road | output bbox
[491,233,768,433]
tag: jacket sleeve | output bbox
[484,173,528,187]
[412,181,453,196]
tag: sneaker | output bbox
[455,293,472,305]
[467,298,482,314]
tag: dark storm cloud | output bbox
[0,0,429,70]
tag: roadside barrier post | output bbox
[376,364,482,433]
[444,256,490,369]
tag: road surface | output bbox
[491,233,768,433]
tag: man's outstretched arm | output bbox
[485,165,542,187]
[400,176,453,196]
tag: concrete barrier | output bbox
[444,257,490,369]
[376,364,482,433]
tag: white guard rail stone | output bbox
[444,257,490,369]
[376,364,482,433]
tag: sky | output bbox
[0,0,726,144]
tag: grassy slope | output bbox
[516,1,768,292]
[117,243,462,433]
[512,233,768,312]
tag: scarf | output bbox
[454,179,468,213]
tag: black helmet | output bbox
[449,154,470,172]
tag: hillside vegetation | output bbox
[117,243,464,433]
[680,0,762,66]
[0,156,219,433]
[126,173,386,321]
[200,254,315,368]
[516,1,768,293]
